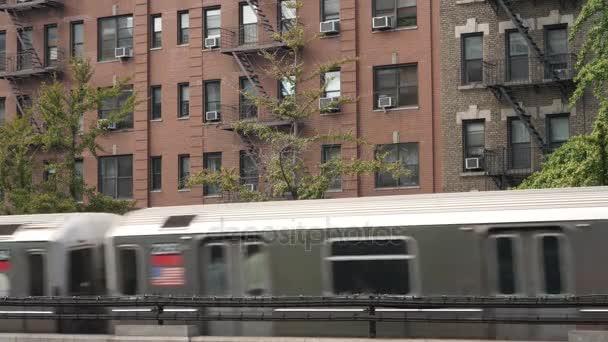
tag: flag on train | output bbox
[0,250,10,272]
[150,243,185,286]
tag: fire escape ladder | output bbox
[8,9,43,68]
[496,86,547,153]
[232,51,268,98]
[496,0,571,98]
[245,0,278,37]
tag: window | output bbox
[373,0,416,28]
[150,86,162,120]
[545,26,568,77]
[373,64,418,109]
[178,154,190,189]
[98,155,133,199]
[203,152,222,196]
[98,15,133,61]
[178,11,189,45]
[322,0,340,21]
[240,77,257,119]
[17,95,31,117]
[507,31,528,82]
[280,0,296,32]
[508,118,531,169]
[463,120,485,161]
[68,248,93,295]
[279,76,295,100]
[547,114,570,150]
[243,242,270,296]
[0,97,5,124]
[17,27,33,70]
[204,80,221,117]
[99,86,134,129]
[44,24,58,67]
[375,142,419,188]
[322,144,341,191]
[539,235,564,294]
[151,15,162,48]
[75,158,83,201]
[28,253,45,296]
[323,70,341,98]
[240,151,259,189]
[178,83,190,118]
[240,4,258,45]
[71,21,84,58]
[495,236,517,295]
[462,34,483,84]
[203,243,228,295]
[327,238,415,294]
[119,249,138,295]
[0,31,6,72]
[150,156,162,191]
[163,215,196,228]
[204,8,221,40]
[43,160,56,182]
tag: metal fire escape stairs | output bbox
[488,0,574,154]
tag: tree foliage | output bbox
[518,0,608,189]
[0,58,136,214]
[189,0,408,201]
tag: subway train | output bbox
[3,187,608,339]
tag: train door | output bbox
[200,239,272,336]
[486,229,572,340]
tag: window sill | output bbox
[204,121,222,125]
[320,33,341,39]
[202,48,220,52]
[458,83,486,90]
[326,189,343,193]
[375,185,420,191]
[177,116,190,120]
[97,59,122,64]
[150,118,163,122]
[460,171,487,177]
[150,47,162,51]
[178,188,191,192]
[177,44,190,48]
[204,194,222,198]
[150,190,162,193]
[320,111,343,117]
[373,106,419,113]
[372,25,418,33]
[106,128,134,133]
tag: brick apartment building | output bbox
[0,0,441,207]
[440,0,597,192]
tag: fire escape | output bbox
[483,0,576,189]
[0,0,64,116]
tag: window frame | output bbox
[534,233,570,296]
[70,21,84,58]
[203,152,222,196]
[488,234,523,296]
[27,250,46,296]
[506,30,529,82]
[98,86,134,129]
[239,150,259,189]
[279,0,297,32]
[150,14,162,49]
[204,7,221,40]
[322,69,341,98]
[321,144,342,191]
[0,97,5,123]
[546,113,570,151]
[461,32,484,85]
[44,24,58,67]
[320,0,340,22]
[178,83,190,118]
[150,156,162,191]
[150,85,162,120]
[374,142,420,188]
[372,0,417,28]
[240,77,257,119]
[97,14,134,61]
[507,117,532,170]
[98,155,133,199]
[462,119,485,166]
[323,236,419,295]
[178,10,190,45]
[178,154,190,190]
[373,64,418,109]
[0,30,6,72]
[117,245,141,295]
[204,80,221,120]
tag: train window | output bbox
[28,253,45,296]
[243,242,270,296]
[68,248,93,295]
[327,238,414,295]
[540,235,563,294]
[204,244,229,295]
[119,248,138,295]
[495,236,517,295]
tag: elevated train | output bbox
[2,187,608,339]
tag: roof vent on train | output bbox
[162,215,196,228]
[0,224,21,236]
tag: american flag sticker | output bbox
[0,250,10,272]
[150,244,185,287]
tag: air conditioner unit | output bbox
[465,157,483,170]
[372,16,393,30]
[205,111,220,121]
[320,20,340,34]
[204,36,220,49]
[115,47,133,59]
[319,97,340,113]
[243,183,256,192]
[97,119,117,131]
[378,96,393,109]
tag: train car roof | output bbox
[0,212,119,243]
[109,187,608,237]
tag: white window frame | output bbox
[488,233,523,296]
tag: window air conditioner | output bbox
[115,47,133,59]
[378,96,393,109]
[243,183,256,191]
[320,20,340,34]
[204,37,220,49]
[205,111,220,121]
[465,157,483,170]
[319,97,340,113]
[372,16,393,30]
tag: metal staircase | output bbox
[245,0,278,37]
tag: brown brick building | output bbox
[0,0,442,207]
[440,0,596,192]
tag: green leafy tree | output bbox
[189,1,407,201]
[518,1,608,189]
[0,58,136,214]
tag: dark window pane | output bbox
[204,152,222,195]
[463,34,483,84]
[119,249,138,295]
[332,240,407,256]
[496,237,516,295]
[464,121,485,158]
[179,12,190,44]
[163,215,196,228]
[205,9,221,38]
[28,254,45,296]
[150,157,162,191]
[375,143,419,187]
[205,81,221,113]
[69,248,93,295]
[178,155,190,189]
[323,0,340,21]
[549,115,569,149]
[204,244,228,295]
[71,22,84,58]
[333,260,410,294]
[542,236,563,294]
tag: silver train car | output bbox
[106,186,608,340]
